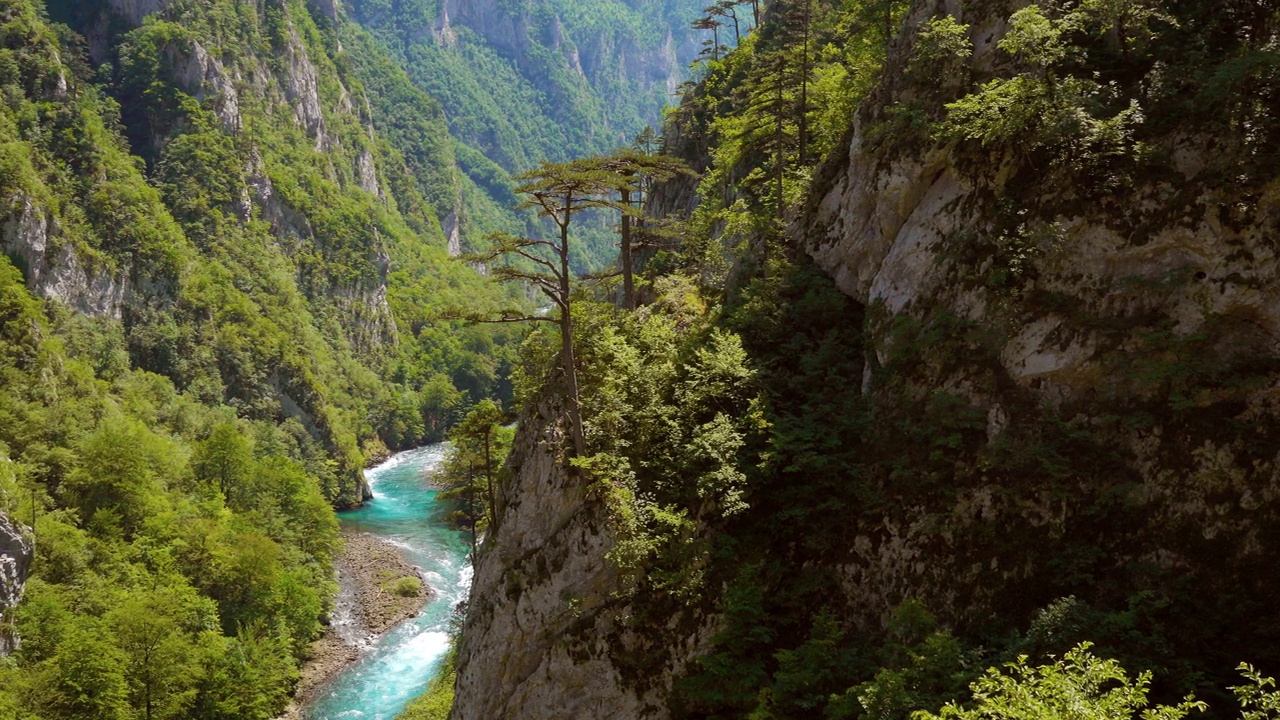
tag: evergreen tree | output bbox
[576,149,694,310]
[467,162,617,458]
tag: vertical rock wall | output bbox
[0,513,32,656]
[453,398,710,720]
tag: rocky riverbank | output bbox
[278,531,431,719]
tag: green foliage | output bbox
[349,0,701,170]
[667,0,907,280]
[384,576,424,598]
[433,400,514,543]
[1234,665,1280,720]
[345,0,708,270]
[908,16,972,77]
[0,0,518,715]
[827,602,973,720]
[464,0,1280,716]
[915,644,1205,720]
[38,618,133,720]
[924,0,1280,194]
[999,6,1070,68]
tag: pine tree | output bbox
[465,162,617,458]
[576,149,694,310]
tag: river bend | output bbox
[306,445,471,719]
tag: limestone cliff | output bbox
[0,196,128,319]
[0,512,32,656]
[454,397,711,720]
[453,0,1280,714]
[798,0,1280,628]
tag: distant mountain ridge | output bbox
[346,0,704,172]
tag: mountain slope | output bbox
[0,0,523,715]
[346,0,706,266]
[452,0,1280,718]
[348,0,702,171]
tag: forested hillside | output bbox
[452,0,1280,718]
[5,0,1280,717]
[0,0,523,714]
[348,0,702,171]
[346,0,707,268]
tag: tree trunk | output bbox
[884,0,892,48]
[558,196,586,458]
[799,0,810,168]
[483,429,496,530]
[467,467,478,559]
[620,186,635,310]
[775,78,785,223]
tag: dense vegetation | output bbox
[465,0,1280,718]
[0,253,338,718]
[6,0,1279,716]
[0,0,531,715]
[347,0,703,171]
[29,0,530,500]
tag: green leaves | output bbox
[39,618,133,720]
[938,1,1159,189]
[909,16,972,79]
[999,7,1070,68]
[915,644,1205,720]
[1234,664,1280,720]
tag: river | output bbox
[305,444,473,719]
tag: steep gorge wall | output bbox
[454,0,1280,714]
[348,0,701,170]
[799,0,1280,631]
[0,512,32,656]
[8,0,471,504]
[454,398,711,720]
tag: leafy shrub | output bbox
[385,576,424,598]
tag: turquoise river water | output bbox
[306,444,472,719]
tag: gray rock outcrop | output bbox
[1,195,128,319]
[0,512,33,656]
[453,398,711,720]
[794,0,1280,623]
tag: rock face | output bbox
[437,0,690,112]
[796,0,1280,627]
[161,37,242,133]
[457,0,1280,712]
[105,0,170,27]
[0,512,33,656]
[95,1,399,355]
[1,196,127,319]
[454,397,710,720]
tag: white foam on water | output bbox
[392,630,451,671]
[307,442,473,720]
[365,444,450,492]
